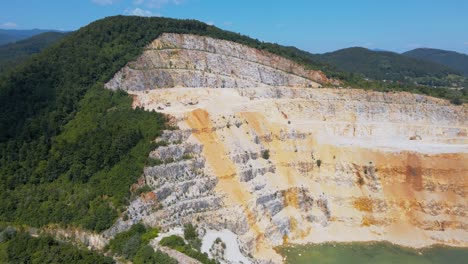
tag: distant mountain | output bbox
[403,48,468,77]
[0,31,67,75]
[317,47,459,80]
[371,48,389,52]
[0,29,58,45]
[315,47,468,88]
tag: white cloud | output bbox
[92,0,120,5]
[464,42,468,45]
[1,22,18,28]
[125,8,160,17]
[134,0,183,8]
[206,21,214,26]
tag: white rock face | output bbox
[105,34,468,263]
[201,229,252,264]
[105,33,332,91]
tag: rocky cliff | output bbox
[105,33,334,91]
[105,33,468,263]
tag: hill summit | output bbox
[404,47,468,77]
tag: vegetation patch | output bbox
[108,223,176,264]
[0,86,166,232]
[184,223,202,250]
[316,47,467,103]
[0,229,113,264]
[160,235,216,264]
[316,159,322,168]
[0,32,67,75]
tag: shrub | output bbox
[133,245,177,264]
[141,228,159,244]
[109,223,147,259]
[184,223,197,241]
[3,232,113,263]
[262,149,270,160]
[133,245,155,264]
[146,157,164,167]
[135,185,152,196]
[0,227,16,243]
[159,234,216,264]
[160,235,186,248]
[153,249,178,264]
[182,154,193,160]
[316,159,322,168]
[108,223,176,263]
[450,97,463,105]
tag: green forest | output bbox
[0,31,67,75]
[404,48,468,76]
[318,47,458,80]
[107,223,176,263]
[0,226,114,263]
[0,15,350,234]
[315,47,468,103]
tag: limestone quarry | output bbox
[105,33,468,263]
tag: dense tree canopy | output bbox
[315,47,468,99]
[107,223,176,263]
[0,228,113,264]
[0,32,66,75]
[0,15,338,233]
[404,48,468,77]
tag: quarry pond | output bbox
[277,242,468,264]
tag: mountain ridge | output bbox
[314,46,468,93]
[0,31,67,75]
[317,46,462,78]
[0,28,64,45]
[403,47,468,76]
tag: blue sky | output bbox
[1,0,467,54]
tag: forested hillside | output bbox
[0,15,340,234]
[0,32,66,75]
[315,47,468,92]
[0,29,53,45]
[404,48,468,76]
[0,226,114,263]
[319,47,457,79]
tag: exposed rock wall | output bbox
[105,33,468,263]
[105,33,333,91]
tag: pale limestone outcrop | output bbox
[104,33,468,263]
[119,87,467,263]
[43,227,108,251]
[105,33,333,91]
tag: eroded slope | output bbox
[105,33,333,91]
[105,33,468,263]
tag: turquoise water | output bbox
[277,242,468,264]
